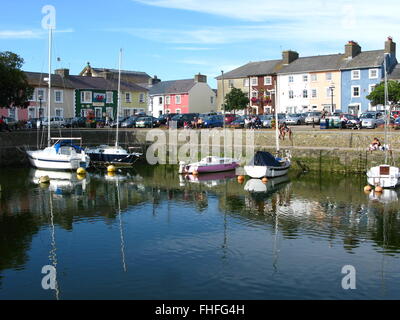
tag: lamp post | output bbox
[329,84,335,113]
[221,70,224,115]
[38,96,43,129]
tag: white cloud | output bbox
[130,0,400,49]
[0,28,74,39]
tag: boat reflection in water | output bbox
[244,175,290,194]
[179,170,237,187]
[368,189,399,204]
[30,169,90,195]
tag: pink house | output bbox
[148,74,216,117]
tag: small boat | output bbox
[244,151,290,178]
[367,165,400,189]
[27,138,90,170]
[179,156,239,174]
[86,145,141,166]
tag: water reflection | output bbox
[0,166,400,299]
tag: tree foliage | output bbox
[367,80,400,106]
[224,87,249,113]
[0,51,33,109]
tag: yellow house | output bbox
[120,83,148,116]
[216,78,250,112]
[308,71,341,112]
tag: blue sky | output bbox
[1,0,399,88]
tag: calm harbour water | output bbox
[0,165,399,300]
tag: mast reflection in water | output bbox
[0,166,399,299]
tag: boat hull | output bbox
[244,161,290,178]
[181,162,239,174]
[27,151,89,170]
[367,165,400,188]
[87,153,139,166]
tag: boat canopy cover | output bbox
[54,140,83,153]
[248,151,281,167]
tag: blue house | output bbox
[341,38,397,115]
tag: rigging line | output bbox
[116,179,127,272]
[48,189,60,300]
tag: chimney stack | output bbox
[194,73,207,83]
[282,50,299,65]
[85,62,92,77]
[55,68,69,78]
[148,75,161,86]
[344,41,361,59]
[385,36,396,57]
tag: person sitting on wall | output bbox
[279,122,292,141]
[369,137,382,151]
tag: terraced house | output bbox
[340,38,397,115]
[215,60,282,114]
[79,63,150,115]
[277,51,343,114]
[148,74,216,117]
[0,70,75,121]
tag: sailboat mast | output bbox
[384,53,389,164]
[274,81,280,153]
[115,49,122,148]
[47,28,52,147]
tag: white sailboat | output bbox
[26,22,90,170]
[86,49,142,166]
[366,54,400,188]
[244,88,291,178]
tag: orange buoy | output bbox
[237,175,245,183]
[262,177,268,184]
[364,185,372,192]
[375,186,383,193]
[192,171,199,175]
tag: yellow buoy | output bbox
[375,186,383,193]
[39,175,50,184]
[364,185,372,192]
[77,167,86,175]
[262,177,268,184]
[107,165,116,172]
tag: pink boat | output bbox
[179,156,239,174]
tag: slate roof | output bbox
[92,68,150,78]
[149,79,196,95]
[24,71,74,88]
[278,54,345,74]
[340,50,385,70]
[389,64,400,80]
[215,60,282,79]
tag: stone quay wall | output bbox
[0,128,399,173]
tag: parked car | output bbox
[157,113,177,126]
[305,112,322,125]
[202,115,224,128]
[42,117,66,128]
[170,113,199,128]
[224,114,239,124]
[226,116,246,129]
[121,116,139,128]
[259,115,273,128]
[343,114,361,129]
[135,116,159,128]
[26,117,44,129]
[3,117,18,130]
[285,113,306,125]
[360,111,385,129]
[71,117,87,128]
[394,117,400,129]
[110,116,129,128]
